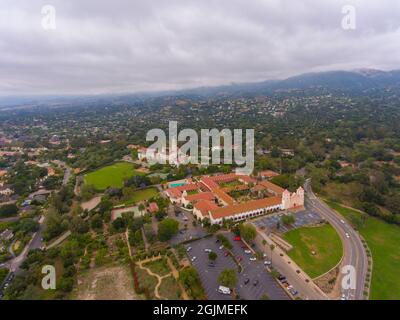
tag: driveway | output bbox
[170,207,207,245]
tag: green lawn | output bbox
[124,187,158,206]
[84,162,144,190]
[326,201,400,300]
[283,223,343,278]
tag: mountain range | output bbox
[1,68,400,108]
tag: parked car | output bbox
[345,233,350,239]
[249,257,256,261]
[244,249,251,254]
[218,286,231,295]
[208,262,215,267]
[264,260,271,266]
[233,236,241,241]
[253,280,259,286]
[219,245,224,250]
[204,248,212,253]
[224,251,229,257]
[186,246,192,252]
[191,256,197,262]
[290,288,298,296]
[244,278,250,285]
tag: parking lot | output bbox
[170,208,207,245]
[185,234,289,300]
[253,209,323,233]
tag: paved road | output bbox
[304,179,368,300]
[3,216,44,274]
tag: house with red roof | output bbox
[148,202,159,213]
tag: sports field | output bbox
[327,201,400,300]
[283,223,343,279]
[124,187,159,205]
[84,162,144,190]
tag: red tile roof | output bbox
[259,181,285,195]
[194,200,219,218]
[259,170,280,178]
[184,192,215,203]
[148,202,159,213]
[165,183,198,198]
[213,188,236,205]
[210,196,282,220]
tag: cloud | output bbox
[0,0,400,95]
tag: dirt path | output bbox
[136,256,189,300]
[137,258,170,300]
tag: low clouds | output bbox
[1,0,400,95]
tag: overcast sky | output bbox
[1,0,400,96]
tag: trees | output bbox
[216,234,233,250]
[90,214,103,230]
[239,224,257,243]
[269,244,275,265]
[0,203,18,217]
[281,214,295,226]
[218,268,237,288]
[179,267,205,299]
[157,218,179,242]
[208,251,217,261]
[112,217,127,232]
[43,210,65,241]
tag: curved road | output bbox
[304,179,368,300]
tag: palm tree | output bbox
[269,244,275,266]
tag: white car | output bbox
[262,253,267,258]
[244,249,251,254]
[340,219,345,224]
[264,260,271,266]
[204,249,212,253]
[249,257,256,261]
[345,233,350,239]
[219,245,224,250]
[191,256,197,262]
[186,246,192,252]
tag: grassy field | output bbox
[124,187,158,206]
[326,201,400,300]
[84,162,144,190]
[283,223,343,279]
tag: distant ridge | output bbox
[1,68,400,107]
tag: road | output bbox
[3,216,45,274]
[304,179,368,300]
